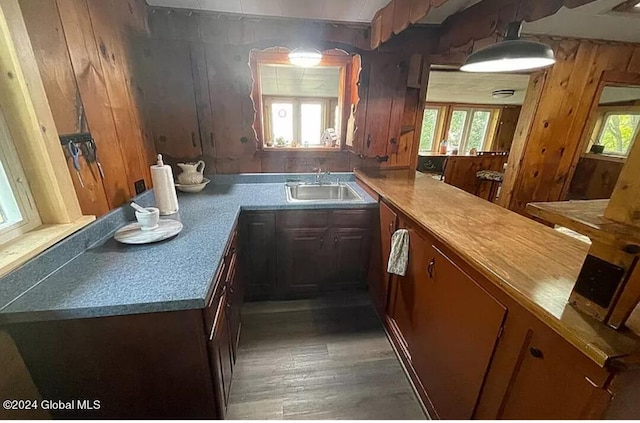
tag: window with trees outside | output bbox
[594,112,640,156]
[419,104,499,154]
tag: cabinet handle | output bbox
[320,236,324,248]
[427,259,435,278]
[191,132,197,148]
[366,134,372,148]
[334,236,339,246]
[529,347,544,359]
[388,222,393,235]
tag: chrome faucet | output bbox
[315,168,331,185]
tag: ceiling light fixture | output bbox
[461,21,555,73]
[492,89,515,99]
[288,48,323,67]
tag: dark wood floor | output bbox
[226,293,426,420]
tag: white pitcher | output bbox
[177,160,205,185]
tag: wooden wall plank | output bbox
[85,0,150,188]
[56,0,132,207]
[501,39,640,215]
[19,0,109,216]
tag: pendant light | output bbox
[461,21,555,73]
[288,48,323,67]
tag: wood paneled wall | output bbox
[493,106,521,152]
[137,9,437,174]
[19,0,156,217]
[568,155,624,200]
[498,38,640,215]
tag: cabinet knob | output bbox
[529,347,544,359]
[427,259,435,278]
[334,237,339,246]
[366,134,372,148]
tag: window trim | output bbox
[0,1,93,277]
[0,105,41,244]
[249,48,356,152]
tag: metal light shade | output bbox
[461,21,555,73]
[289,49,323,67]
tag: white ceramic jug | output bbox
[177,160,205,185]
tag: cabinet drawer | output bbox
[331,209,373,228]
[277,210,329,228]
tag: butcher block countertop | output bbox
[355,169,640,368]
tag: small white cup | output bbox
[135,207,160,231]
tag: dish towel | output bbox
[387,229,409,276]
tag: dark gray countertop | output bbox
[0,175,376,324]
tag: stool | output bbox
[475,170,504,202]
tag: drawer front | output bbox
[331,209,373,228]
[277,210,329,228]
[203,229,238,333]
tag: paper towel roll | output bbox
[151,154,179,215]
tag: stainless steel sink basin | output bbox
[285,183,363,202]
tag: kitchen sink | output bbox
[285,183,364,202]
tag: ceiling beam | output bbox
[370,0,452,49]
[436,0,599,54]
[370,0,599,51]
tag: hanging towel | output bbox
[387,229,409,276]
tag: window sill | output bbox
[261,147,342,152]
[0,215,95,278]
[582,153,627,163]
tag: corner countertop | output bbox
[0,176,376,324]
[355,168,640,368]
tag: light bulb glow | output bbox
[461,57,556,72]
[289,49,322,67]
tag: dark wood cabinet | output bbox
[239,212,277,300]
[412,246,506,419]
[241,209,373,300]
[277,228,330,298]
[208,289,234,419]
[370,200,397,316]
[331,228,371,289]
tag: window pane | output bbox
[598,113,640,155]
[447,110,468,152]
[419,108,439,153]
[301,103,322,145]
[0,159,23,230]
[270,102,294,144]
[466,111,491,154]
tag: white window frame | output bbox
[448,107,497,154]
[263,96,337,147]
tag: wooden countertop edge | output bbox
[355,169,639,368]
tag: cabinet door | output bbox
[331,228,371,289]
[277,228,330,298]
[208,291,234,418]
[371,201,397,314]
[412,247,506,420]
[497,326,611,419]
[361,53,407,160]
[239,212,277,300]
[387,220,427,354]
[226,252,242,361]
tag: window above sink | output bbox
[249,47,361,152]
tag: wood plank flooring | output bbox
[226,294,426,420]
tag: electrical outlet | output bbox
[134,179,146,195]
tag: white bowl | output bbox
[175,178,211,193]
[135,207,160,231]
